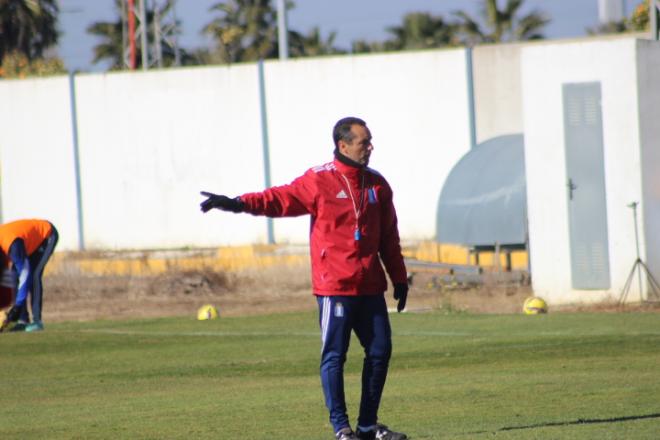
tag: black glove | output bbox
[5,304,23,322]
[393,283,408,313]
[200,191,245,213]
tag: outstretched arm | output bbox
[201,172,317,218]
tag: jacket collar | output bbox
[333,148,364,178]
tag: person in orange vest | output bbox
[0,219,58,332]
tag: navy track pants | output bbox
[19,225,58,323]
[317,294,392,433]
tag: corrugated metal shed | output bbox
[436,134,527,247]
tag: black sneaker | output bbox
[356,424,408,440]
[336,427,358,440]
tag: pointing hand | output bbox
[200,191,245,213]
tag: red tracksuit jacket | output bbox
[240,157,407,296]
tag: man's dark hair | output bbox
[333,116,366,148]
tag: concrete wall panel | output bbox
[473,43,525,143]
[0,77,80,250]
[74,66,267,249]
[264,49,471,243]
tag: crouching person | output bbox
[0,219,59,332]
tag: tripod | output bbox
[619,202,660,305]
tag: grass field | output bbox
[1,310,659,439]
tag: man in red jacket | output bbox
[200,117,408,440]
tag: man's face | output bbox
[339,124,373,166]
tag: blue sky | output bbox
[57,0,639,72]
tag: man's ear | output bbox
[337,139,347,154]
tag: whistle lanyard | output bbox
[340,171,366,241]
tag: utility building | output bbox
[520,38,660,305]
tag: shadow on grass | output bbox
[467,412,660,435]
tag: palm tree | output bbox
[352,12,458,54]
[454,0,549,45]
[87,5,123,69]
[289,27,345,57]
[586,21,627,35]
[87,0,189,69]
[203,0,280,63]
[0,0,59,63]
[384,12,460,50]
[350,39,385,54]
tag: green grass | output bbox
[1,311,659,439]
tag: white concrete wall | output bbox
[264,49,471,243]
[636,39,660,294]
[0,50,471,250]
[0,76,81,250]
[73,65,267,249]
[473,43,525,143]
[521,37,644,304]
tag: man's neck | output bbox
[334,148,364,169]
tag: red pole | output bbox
[128,0,137,69]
